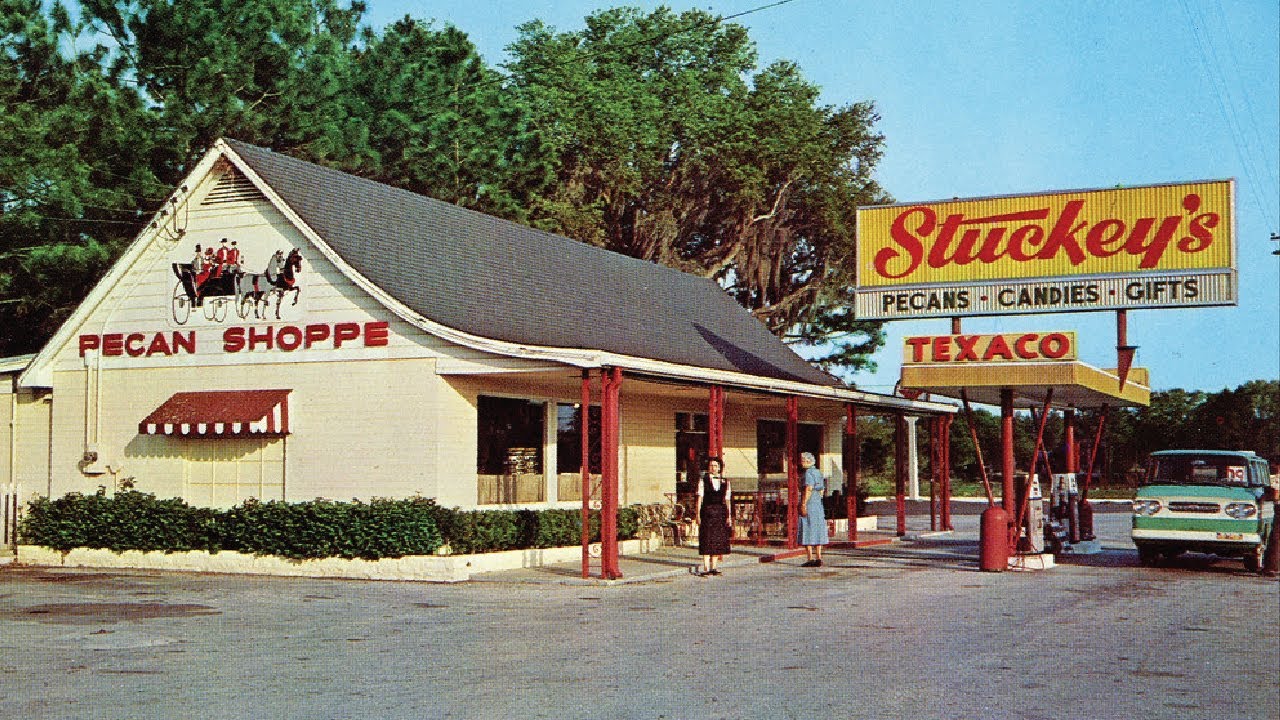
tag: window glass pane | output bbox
[757,419,823,474]
[676,412,709,495]
[557,403,601,474]
[757,420,785,474]
[477,396,545,475]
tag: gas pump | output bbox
[1045,473,1074,553]
[1045,472,1101,554]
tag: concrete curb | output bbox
[13,537,664,583]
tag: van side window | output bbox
[1251,459,1270,487]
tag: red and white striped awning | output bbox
[139,389,291,437]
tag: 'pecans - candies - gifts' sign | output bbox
[855,180,1236,319]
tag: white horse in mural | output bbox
[235,248,303,320]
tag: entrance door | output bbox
[675,412,708,498]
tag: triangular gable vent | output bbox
[201,168,267,206]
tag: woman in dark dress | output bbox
[694,457,732,576]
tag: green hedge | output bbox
[20,490,640,560]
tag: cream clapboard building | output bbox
[1,140,953,512]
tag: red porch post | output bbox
[1064,408,1077,474]
[942,414,954,530]
[708,386,724,459]
[785,396,799,549]
[600,367,623,579]
[930,416,940,532]
[581,369,592,579]
[844,404,858,543]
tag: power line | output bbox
[409,0,802,106]
[1177,0,1280,231]
[0,215,144,226]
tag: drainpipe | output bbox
[8,389,16,490]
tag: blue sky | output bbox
[367,0,1279,394]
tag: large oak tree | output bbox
[506,7,888,372]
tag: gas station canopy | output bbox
[900,362,1150,408]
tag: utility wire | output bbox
[405,0,800,105]
[1177,0,1280,231]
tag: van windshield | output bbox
[1148,455,1249,487]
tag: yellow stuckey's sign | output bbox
[855,180,1236,319]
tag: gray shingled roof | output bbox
[226,139,838,386]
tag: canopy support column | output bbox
[600,367,623,580]
[906,416,921,500]
[844,404,859,542]
[942,414,955,530]
[785,396,799,549]
[895,412,907,536]
[708,386,724,460]
[1000,389,1016,517]
[930,416,941,532]
[581,370,592,579]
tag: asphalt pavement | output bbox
[3,512,1276,720]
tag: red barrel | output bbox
[980,507,1010,572]
[1078,499,1095,541]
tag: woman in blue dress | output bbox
[798,451,829,567]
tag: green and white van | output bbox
[1132,450,1276,571]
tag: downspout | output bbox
[88,188,193,474]
[45,394,54,497]
[8,389,16,487]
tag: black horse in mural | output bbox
[171,247,302,325]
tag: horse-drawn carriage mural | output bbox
[171,241,303,325]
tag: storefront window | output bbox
[676,412,709,494]
[756,419,822,474]
[556,403,601,502]
[556,404,601,474]
[477,395,545,504]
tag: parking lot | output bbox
[2,512,1276,720]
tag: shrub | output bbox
[20,492,639,559]
[21,490,221,552]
